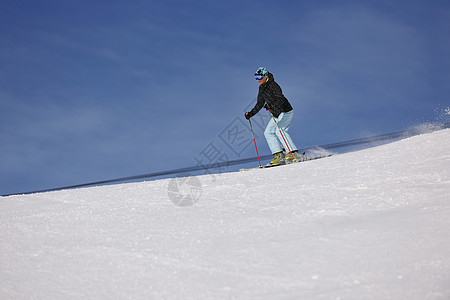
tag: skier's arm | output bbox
[247,95,265,117]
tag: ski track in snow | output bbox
[1,129,450,299]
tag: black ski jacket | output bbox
[249,72,293,118]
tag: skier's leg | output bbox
[274,111,298,152]
[264,118,283,154]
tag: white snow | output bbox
[1,129,450,300]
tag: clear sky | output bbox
[1,0,449,195]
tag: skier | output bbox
[245,67,304,166]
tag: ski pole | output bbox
[268,110,296,162]
[248,119,262,168]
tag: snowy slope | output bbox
[1,129,449,300]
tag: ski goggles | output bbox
[254,74,266,80]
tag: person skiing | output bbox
[245,67,304,166]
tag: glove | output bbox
[244,112,252,120]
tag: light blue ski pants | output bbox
[264,110,298,154]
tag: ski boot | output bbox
[269,152,286,166]
[285,151,307,163]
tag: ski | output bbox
[239,154,332,171]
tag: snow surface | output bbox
[1,129,450,300]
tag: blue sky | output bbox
[1,0,449,195]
